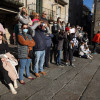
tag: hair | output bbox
[0,31,7,43]
[21,24,28,29]
[20,7,28,16]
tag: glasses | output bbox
[0,34,3,36]
[43,13,47,15]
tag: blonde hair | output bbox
[0,31,7,43]
[32,12,39,18]
[20,7,28,16]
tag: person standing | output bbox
[18,24,35,84]
[92,31,100,54]
[33,24,47,77]
[18,7,32,33]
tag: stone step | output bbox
[52,55,100,100]
[26,57,91,100]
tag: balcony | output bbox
[55,0,68,6]
[0,0,23,8]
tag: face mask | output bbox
[54,24,57,26]
[23,29,28,33]
[21,11,26,15]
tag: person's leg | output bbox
[39,50,45,73]
[45,47,50,67]
[0,67,11,84]
[93,42,97,53]
[57,50,62,65]
[19,59,27,81]
[69,49,73,65]
[34,51,40,74]
[25,59,32,78]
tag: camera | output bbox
[41,23,45,26]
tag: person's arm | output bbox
[19,15,30,25]
[29,22,39,37]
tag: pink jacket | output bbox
[0,23,5,34]
[1,53,18,81]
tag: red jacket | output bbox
[92,33,100,43]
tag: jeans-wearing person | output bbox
[19,59,31,80]
[57,50,62,65]
[93,42,98,53]
[34,50,45,73]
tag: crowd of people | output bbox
[0,7,100,95]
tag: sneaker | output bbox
[72,58,76,61]
[40,72,47,75]
[92,52,97,54]
[35,73,40,77]
[69,64,75,67]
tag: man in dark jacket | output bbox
[33,24,47,77]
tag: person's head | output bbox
[57,17,61,23]
[20,7,28,16]
[86,46,89,49]
[21,24,28,33]
[81,42,85,45]
[42,11,47,18]
[97,31,100,34]
[0,31,6,43]
[33,12,39,19]
[40,22,47,31]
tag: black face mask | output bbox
[21,11,26,15]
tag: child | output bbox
[85,47,93,59]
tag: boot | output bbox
[14,80,18,89]
[8,83,17,94]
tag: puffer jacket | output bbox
[18,33,35,59]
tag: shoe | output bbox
[20,80,25,85]
[69,64,75,67]
[9,83,17,94]
[92,52,97,54]
[65,62,68,66]
[72,58,76,61]
[14,80,18,89]
[40,72,47,75]
[35,73,40,77]
[28,77,35,80]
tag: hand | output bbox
[1,58,7,62]
[38,21,43,25]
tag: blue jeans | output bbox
[34,50,45,73]
[19,59,32,80]
[57,50,62,64]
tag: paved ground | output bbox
[0,45,100,100]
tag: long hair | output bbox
[20,7,28,16]
[0,31,7,44]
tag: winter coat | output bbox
[92,33,100,43]
[18,33,35,59]
[1,53,18,81]
[33,29,47,51]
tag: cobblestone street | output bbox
[0,45,100,100]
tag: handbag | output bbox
[28,49,35,59]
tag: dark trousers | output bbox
[69,49,73,65]
[0,60,11,84]
[63,49,69,62]
[44,47,51,67]
[50,44,57,63]
[93,42,98,53]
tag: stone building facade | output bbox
[0,0,23,44]
[68,0,83,26]
[92,0,100,35]
[20,0,69,23]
